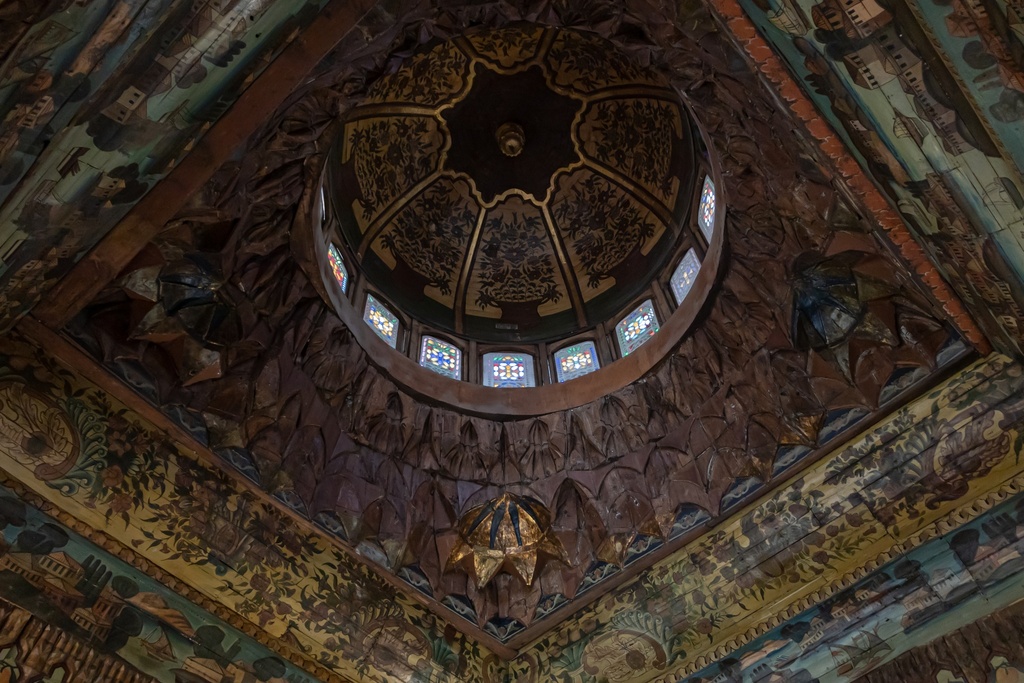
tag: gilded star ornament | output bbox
[446,492,568,587]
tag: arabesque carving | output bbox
[66,0,968,642]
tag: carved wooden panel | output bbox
[64,0,970,644]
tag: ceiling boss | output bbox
[446,492,569,587]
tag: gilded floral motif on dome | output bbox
[364,41,471,107]
[551,169,665,297]
[330,24,696,342]
[545,29,664,93]
[471,198,566,311]
[579,97,682,205]
[464,25,544,68]
[372,176,477,306]
[344,116,446,229]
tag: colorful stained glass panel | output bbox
[615,300,660,356]
[364,294,399,347]
[698,176,715,241]
[554,342,600,383]
[482,352,535,388]
[670,248,701,306]
[327,243,349,294]
[419,336,462,380]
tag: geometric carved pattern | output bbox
[64,0,968,650]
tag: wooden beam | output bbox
[35,0,378,329]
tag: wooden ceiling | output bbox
[0,0,1022,681]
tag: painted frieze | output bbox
[730,0,1024,348]
[683,491,1024,682]
[0,488,318,683]
[0,331,491,683]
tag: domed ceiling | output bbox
[328,25,697,342]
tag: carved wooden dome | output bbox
[328,25,698,342]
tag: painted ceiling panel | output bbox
[0,482,319,683]
[59,0,975,647]
[0,0,332,328]
[737,0,1024,348]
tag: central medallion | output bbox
[442,65,581,204]
[496,122,525,157]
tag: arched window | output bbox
[616,300,660,356]
[554,342,600,382]
[698,176,716,242]
[670,248,701,306]
[419,336,462,380]
[327,243,349,294]
[364,294,399,347]
[482,352,536,388]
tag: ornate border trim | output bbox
[0,471,353,683]
[676,471,1024,674]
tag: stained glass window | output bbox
[698,176,715,241]
[364,294,399,347]
[419,336,462,380]
[482,352,535,388]
[670,248,701,306]
[554,342,600,383]
[616,300,660,356]
[327,243,349,294]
